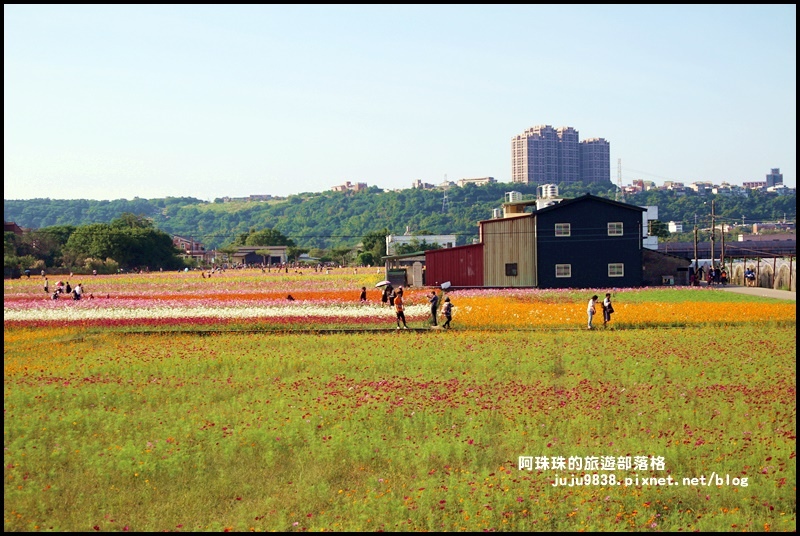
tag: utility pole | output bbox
[710,200,716,267]
[693,226,699,284]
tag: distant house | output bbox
[386,227,457,256]
[331,181,367,193]
[457,176,496,187]
[4,221,24,236]
[425,194,646,289]
[411,179,436,190]
[232,246,288,266]
[668,221,684,233]
[172,236,212,264]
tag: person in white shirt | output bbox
[587,295,598,330]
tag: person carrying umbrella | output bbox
[382,284,394,307]
[376,280,392,306]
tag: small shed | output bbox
[382,252,426,287]
[425,243,484,288]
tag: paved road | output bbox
[716,284,796,301]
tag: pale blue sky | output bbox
[4,4,796,201]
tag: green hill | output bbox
[4,184,795,251]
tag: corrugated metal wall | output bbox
[481,215,537,287]
[425,244,484,287]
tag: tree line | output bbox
[5,183,796,276]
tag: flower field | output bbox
[4,269,797,531]
[3,269,795,331]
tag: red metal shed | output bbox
[425,244,484,288]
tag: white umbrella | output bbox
[375,280,391,287]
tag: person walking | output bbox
[381,284,392,306]
[428,290,439,327]
[602,293,614,327]
[442,297,453,329]
[44,277,49,294]
[745,267,756,287]
[395,287,409,329]
[359,286,367,302]
[587,295,598,330]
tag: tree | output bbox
[243,228,296,247]
[287,246,310,263]
[361,228,388,262]
[218,245,239,264]
[357,252,375,266]
[648,220,670,240]
[22,225,76,268]
[330,246,353,266]
[254,248,272,265]
[395,239,442,255]
[64,217,183,271]
[112,212,154,229]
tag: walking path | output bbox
[716,284,795,301]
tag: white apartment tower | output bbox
[512,125,610,185]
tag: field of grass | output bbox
[4,270,796,531]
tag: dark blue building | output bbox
[426,193,646,289]
[533,194,645,289]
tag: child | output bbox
[442,297,453,329]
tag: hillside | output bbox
[4,184,795,250]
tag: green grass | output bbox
[4,325,796,531]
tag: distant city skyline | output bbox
[4,5,796,201]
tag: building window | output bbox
[555,264,572,278]
[608,263,624,277]
[555,223,571,237]
[608,222,623,236]
[505,263,518,276]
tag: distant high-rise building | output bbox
[512,125,610,185]
[556,127,580,183]
[512,125,558,184]
[766,168,783,188]
[580,138,611,185]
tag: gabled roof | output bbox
[479,194,645,225]
[532,193,646,215]
[232,246,288,259]
[4,221,24,235]
[233,245,288,252]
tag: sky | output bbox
[4,5,797,202]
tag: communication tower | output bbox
[441,175,450,212]
[616,159,624,202]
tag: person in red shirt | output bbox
[395,288,409,329]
